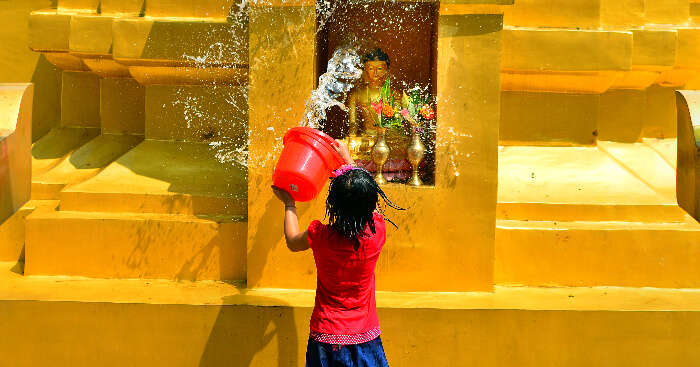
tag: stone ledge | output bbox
[496,218,700,288]
[24,211,247,281]
[1,261,699,310]
[59,140,248,216]
[31,127,101,179]
[505,0,603,29]
[692,0,700,20]
[645,0,690,25]
[631,29,677,67]
[112,18,248,67]
[0,200,58,262]
[497,202,687,222]
[655,27,700,87]
[31,134,144,200]
[611,29,677,89]
[57,0,99,14]
[503,27,633,71]
[68,13,114,57]
[498,144,678,206]
[503,0,692,30]
[28,9,71,52]
[28,9,90,71]
[145,0,238,19]
[502,27,632,93]
[144,85,248,141]
[2,283,698,366]
[100,0,145,17]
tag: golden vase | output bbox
[406,128,425,186]
[371,128,390,185]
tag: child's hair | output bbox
[325,169,403,250]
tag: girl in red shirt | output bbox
[272,141,403,367]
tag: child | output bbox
[272,140,403,367]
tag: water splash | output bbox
[169,0,466,183]
[301,46,364,129]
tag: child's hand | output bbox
[271,185,295,207]
[334,140,355,165]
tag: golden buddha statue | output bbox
[345,48,411,175]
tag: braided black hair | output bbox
[326,168,404,250]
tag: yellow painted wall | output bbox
[0,85,33,222]
[247,5,504,292]
[0,0,61,141]
[1,299,699,366]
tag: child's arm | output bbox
[270,140,352,252]
[271,186,309,252]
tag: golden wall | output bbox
[0,0,60,140]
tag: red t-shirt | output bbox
[307,212,386,343]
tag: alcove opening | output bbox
[315,1,438,186]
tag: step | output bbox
[0,200,59,262]
[496,218,700,288]
[500,92,600,146]
[32,134,143,199]
[643,137,678,169]
[505,0,604,29]
[501,88,678,146]
[112,17,247,67]
[610,29,677,90]
[501,27,632,93]
[497,202,688,222]
[497,143,685,222]
[693,0,700,23]
[112,16,247,85]
[145,0,237,19]
[1,262,699,366]
[504,0,648,29]
[144,84,248,143]
[24,210,247,281]
[645,0,690,25]
[31,126,100,177]
[59,140,247,216]
[657,27,700,88]
[100,0,144,17]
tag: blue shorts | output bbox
[305,336,389,367]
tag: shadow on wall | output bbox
[199,295,306,366]
[30,54,62,141]
[246,191,286,284]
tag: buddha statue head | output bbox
[361,48,390,88]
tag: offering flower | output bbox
[382,103,394,118]
[400,85,436,132]
[419,104,435,120]
[400,108,413,121]
[370,100,383,115]
[370,79,403,129]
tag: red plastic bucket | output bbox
[273,127,345,202]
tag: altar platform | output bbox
[2,261,699,366]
